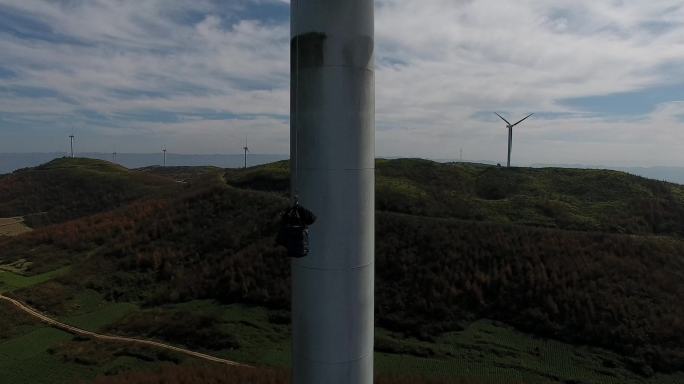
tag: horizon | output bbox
[5,151,684,168]
[6,150,684,168]
[3,152,684,185]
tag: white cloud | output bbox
[373,0,684,165]
[0,0,290,152]
[0,0,683,165]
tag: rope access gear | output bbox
[276,199,316,258]
[282,1,315,258]
[292,0,301,202]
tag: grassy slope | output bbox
[0,285,159,384]
[138,165,224,182]
[393,160,684,235]
[0,267,70,294]
[0,159,683,383]
[231,159,684,236]
[3,295,683,384]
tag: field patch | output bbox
[62,301,138,332]
[0,290,168,384]
[2,298,684,383]
[375,320,684,384]
[0,267,70,293]
[0,217,32,237]
[0,258,32,273]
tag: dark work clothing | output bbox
[277,204,317,258]
[287,205,316,227]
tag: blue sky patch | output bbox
[0,66,16,78]
[234,1,288,24]
[640,21,680,34]
[560,84,684,116]
[0,4,88,46]
[4,85,64,99]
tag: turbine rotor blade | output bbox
[494,112,511,126]
[511,113,534,127]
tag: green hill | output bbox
[0,158,177,227]
[228,159,684,236]
[137,165,224,183]
[1,158,683,382]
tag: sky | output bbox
[0,0,683,167]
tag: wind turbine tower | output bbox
[162,146,167,167]
[495,112,534,167]
[69,134,75,158]
[243,138,249,169]
[112,151,117,163]
[291,0,375,383]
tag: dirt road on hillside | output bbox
[0,294,249,367]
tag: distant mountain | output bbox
[0,153,288,174]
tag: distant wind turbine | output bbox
[69,134,75,158]
[162,146,167,167]
[243,138,249,169]
[494,112,534,168]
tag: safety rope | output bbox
[293,0,300,203]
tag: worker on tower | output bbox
[276,198,316,258]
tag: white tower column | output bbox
[507,127,512,167]
[291,1,375,383]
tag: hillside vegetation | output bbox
[228,159,684,236]
[90,364,479,384]
[1,158,683,379]
[0,158,176,227]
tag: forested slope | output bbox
[1,158,683,375]
[0,158,176,227]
